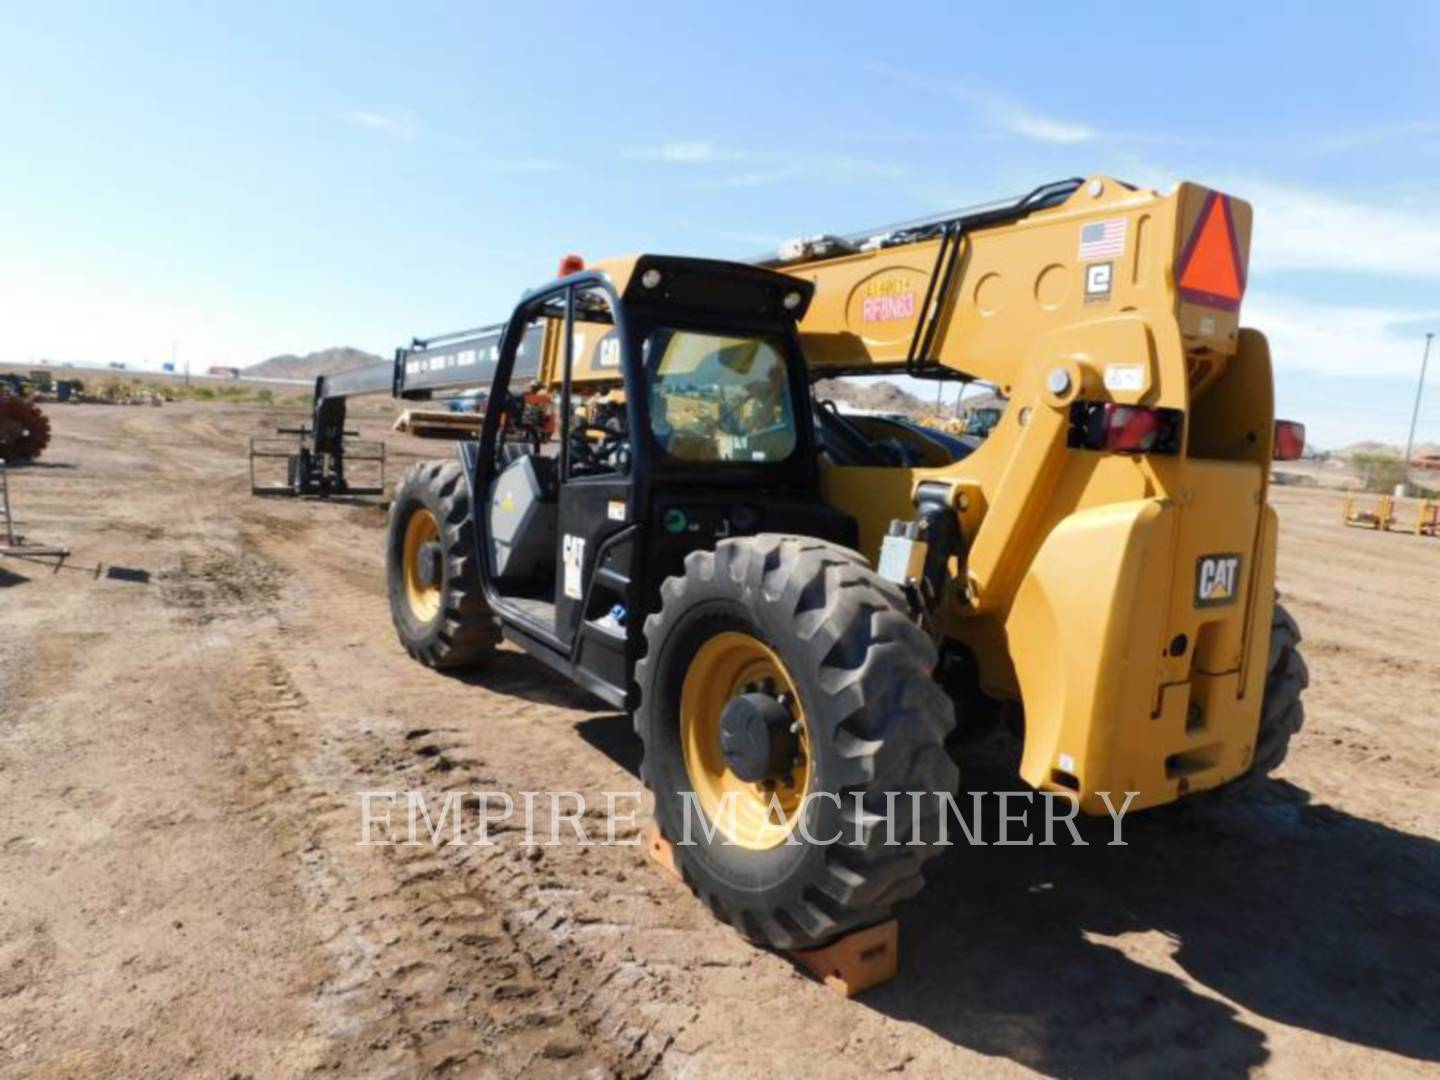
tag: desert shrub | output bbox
[1352,452,1406,493]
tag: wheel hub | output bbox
[400,507,442,623]
[679,631,812,850]
[719,691,796,782]
[416,541,442,588]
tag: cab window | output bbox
[643,329,797,464]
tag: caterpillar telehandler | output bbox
[292,175,1308,949]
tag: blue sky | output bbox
[1,1,1437,448]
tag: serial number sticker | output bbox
[861,291,916,323]
[1104,363,1145,392]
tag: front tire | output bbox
[635,534,959,950]
[386,459,498,668]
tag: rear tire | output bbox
[386,459,499,668]
[1247,601,1308,777]
[635,534,959,950]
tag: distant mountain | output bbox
[812,378,1009,421]
[1334,441,1402,459]
[244,347,384,381]
[814,378,930,416]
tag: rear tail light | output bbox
[1273,420,1305,461]
[1069,402,1182,455]
[1103,405,1162,452]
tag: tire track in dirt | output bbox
[103,464,613,1077]
[231,458,1000,1079]
[222,507,667,1076]
[239,498,733,1077]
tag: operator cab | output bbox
[466,255,855,705]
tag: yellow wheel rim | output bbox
[401,507,442,623]
[680,631,812,850]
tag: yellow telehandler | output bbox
[289,175,1308,950]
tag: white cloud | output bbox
[988,102,1095,145]
[931,81,1097,145]
[626,141,745,163]
[708,166,803,189]
[1305,121,1440,155]
[705,156,906,190]
[861,66,1097,146]
[1244,180,1440,279]
[1248,292,1437,379]
[343,110,416,139]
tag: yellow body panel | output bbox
[787,176,1280,814]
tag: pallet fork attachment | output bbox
[249,426,386,497]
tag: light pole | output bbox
[1401,332,1434,495]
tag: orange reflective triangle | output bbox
[1177,193,1245,311]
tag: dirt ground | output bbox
[1,401,1436,1079]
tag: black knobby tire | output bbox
[0,398,50,461]
[635,534,959,950]
[1248,601,1308,777]
[386,459,499,668]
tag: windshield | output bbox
[643,328,798,464]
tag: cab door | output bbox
[551,283,643,692]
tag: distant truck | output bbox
[208,365,241,379]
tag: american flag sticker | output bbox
[1078,218,1127,260]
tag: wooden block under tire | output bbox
[789,919,898,997]
[646,824,683,885]
[643,826,898,997]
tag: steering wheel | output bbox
[568,422,611,466]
